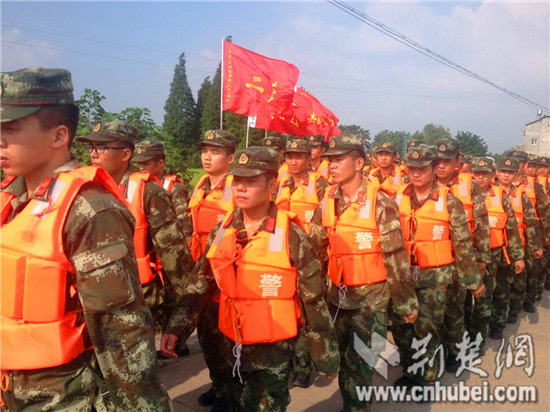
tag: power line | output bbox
[327,0,549,113]
[2,39,514,105]
[4,23,504,98]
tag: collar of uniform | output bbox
[409,181,439,206]
[449,171,460,186]
[119,165,139,188]
[30,160,79,201]
[332,178,368,204]
[230,202,279,233]
[203,173,229,191]
[286,171,310,191]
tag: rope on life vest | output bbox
[333,281,348,323]
[232,343,243,384]
[1,371,9,410]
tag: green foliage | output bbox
[455,131,488,156]
[413,123,452,144]
[75,88,106,131]
[340,124,371,151]
[373,130,411,156]
[201,64,222,135]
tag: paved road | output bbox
[160,289,550,411]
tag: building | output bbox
[523,115,550,156]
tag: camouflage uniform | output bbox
[167,147,339,412]
[305,134,330,180]
[0,68,171,411]
[465,158,523,341]
[77,122,193,331]
[311,136,418,411]
[435,140,491,360]
[537,156,550,292]
[368,142,409,192]
[391,146,482,386]
[261,136,288,193]
[133,140,192,243]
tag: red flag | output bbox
[254,87,341,139]
[222,41,299,118]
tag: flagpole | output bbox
[265,129,267,138]
[246,122,250,148]
[220,38,224,130]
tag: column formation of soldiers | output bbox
[1,67,549,412]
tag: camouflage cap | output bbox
[539,157,550,167]
[374,142,397,154]
[405,144,438,168]
[285,139,311,154]
[394,154,403,163]
[496,156,519,172]
[305,134,325,146]
[460,153,473,163]
[471,157,495,173]
[261,136,286,151]
[133,140,165,162]
[232,146,279,177]
[76,120,138,147]
[435,138,460,159]
[0,67,75,122]
[325,134,365,157]
[526,153,541,165]
[503,149,528,162]
[407,139,425,149]
[197,129,239,150]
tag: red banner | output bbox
[222,41,299,118]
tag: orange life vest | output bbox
[188,174,234,262]
[162,174,184,193]
[507,186,526,246]
[368,166,403,198]
[321,180,388,286]
[122,172,163,285]
[484,185,508,248]
[522,177,538,220]
[312,158,330,180]
[447,172,474,233]
[396,185,454,268]
[0,176,17,223]
[278,163,289,182]
[206,210,300,345]
[275,172,321,234]
[0,167,124,370]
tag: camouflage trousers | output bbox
[490,260,515,330]
[442,279,467,357]
[521,253,543,306]
[392,284,447,385]
[464,248,499,342]
[329,299,388,412]
[536,245,550,296]
[1,351,114,412]
[232,361,291,412]
[291,331,313,380]
[197,295,233,401]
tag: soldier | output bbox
[362,146,378,176]
[310,135,419,411]
[536,156,550,293]
[133,140,192,242]
[76,120,193,351]
[161,146,339,411]
[392,145,484,391]
[306,134,330,180]
[0,67,171,410]
[469,157,524,341]
[274,138,330,388]
[494,157,543,326]
[187,129,239,409]
[261,135,288,181]
[189,130,238,262]
[435,139,491,372]
[368,142,407,197]
[405,138,425,156]
[513,153,550,311]
[459,153,473,174]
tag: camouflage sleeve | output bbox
[64,184,171,411]
[535,183,550,236]
[375,190,418,315]
[309,204,329,262]
[447,193,483,290]
[502,194,524,261]
[316,177,330,201]
[471,181,491,264]
[522,193,543,252]
[144,182,194,296]
[289,221,339,376]
[171,181,193,244]
[164,224,221,338]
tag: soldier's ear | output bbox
[227,153,235,164]
[51,124,71,150]
[121,147,133,162]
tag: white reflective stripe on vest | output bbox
[126,180,138,203]
[31,180,67,216]
[395,194,403,206]
[163,179,171,190]
[493,195,500,206]
[359,200,371,219]
[514,196,520,207]
[435,196,444,212]
[269,226,284,253]
[459,181,468,197]
[222,183,232,201]
[306,179,315,195]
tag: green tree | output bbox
[75,88,106,132]
[339,124,371,151]
[455,131,488,156]
[201,64,222,135]
[196,76,211,137]
[413,123,452,144]
[373,130,411,156]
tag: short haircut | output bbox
[263,171,278,184]
[33,104,80,148]
[349,150,366,162]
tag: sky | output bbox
[1,1,549,153]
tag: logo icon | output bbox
[329,139,336,148]
[93,123,101,132]
[239,153,249,164]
